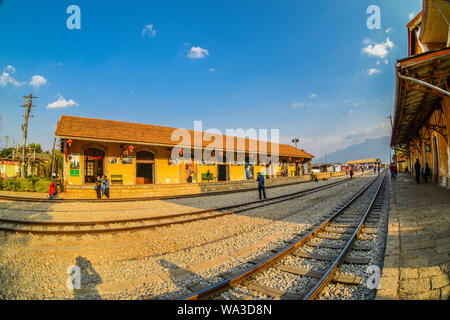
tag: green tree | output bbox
[0,147,13,158]
[27,143,43,154]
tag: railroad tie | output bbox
[186,282,209,293]
[246,281,302,300]
[273,264,362,285]
[292,251,370,264]
[307,241,371,251]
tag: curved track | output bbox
[177,172,386,300]
[0,177,355,235]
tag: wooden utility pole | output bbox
[20,94,37,178]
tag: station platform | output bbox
[376,173,450,300]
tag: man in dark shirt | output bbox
[257,173,267,200]
[414,159,421,185]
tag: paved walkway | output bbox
[376,173,450,300]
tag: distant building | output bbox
[390,0,450,189]
[346,158,381,168]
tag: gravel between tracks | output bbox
[0,175,379,300]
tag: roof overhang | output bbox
[420,0,450,44]
[391,47,450,147]
[55,134,313,159]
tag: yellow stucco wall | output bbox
[229,165,245,181]
[63,140,309,186]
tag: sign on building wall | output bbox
[69,153,80,176]
[122,157,133,164]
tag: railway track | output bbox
[177,172,386,300]
[0,176,342,203]
[0,177,357,235]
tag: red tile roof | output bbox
[55,115,313,159]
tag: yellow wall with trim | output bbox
[63,140,310,186]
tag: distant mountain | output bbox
[313,136,391,164]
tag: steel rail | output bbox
[178,173,383,300]
[0,176,335,203]
[0,177,355,235]
[302,173,385,300]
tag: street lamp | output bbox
[292,138,300,149]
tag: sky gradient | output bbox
[0,0,422,158]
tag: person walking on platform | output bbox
[377,164,380,175]
[95,176,102,199]
[373,166,376,174]
[257,172,267,200]
[390,163,396,180]
[350,168,354,179]
[415,159,421,184]
[424,163,431,184]
[103,175,110,199]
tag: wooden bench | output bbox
[202,173,216,182]
[111,175,123,185]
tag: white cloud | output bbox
[292,102,305,108]
[310,93,317,98]
[385,60,389,64]
[385,27,393,34]
[0,65,23,87]
[5,65,16,73]
[29,75,47,89]
[367,68,381,76]
[409,12,415,20]
[376,61,380,65]
[362,38,394,58]
[188,46,209,59]
[208,67,215,72]
[47,94,78,109]
[142,24,157,37]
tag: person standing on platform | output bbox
[350,168,354,179]
[100,176,106,197]
[48,181,57,200]
[415,159,421,184]
[257,172,267,200]
[390,163,396,180]
[103,175,110,199]
[424,163,431,184]
[373,166,376,174]
[95,176,102,199]
[378,164,381,175]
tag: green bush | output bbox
[34,179,52,193]
[0,178,52,193]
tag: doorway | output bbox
[84,148,105,183]
[218,164,228,182]
[136,151,154,184]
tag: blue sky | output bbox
[0,0,422,157]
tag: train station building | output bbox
[391,0,450,189]
[55,115,314,191]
